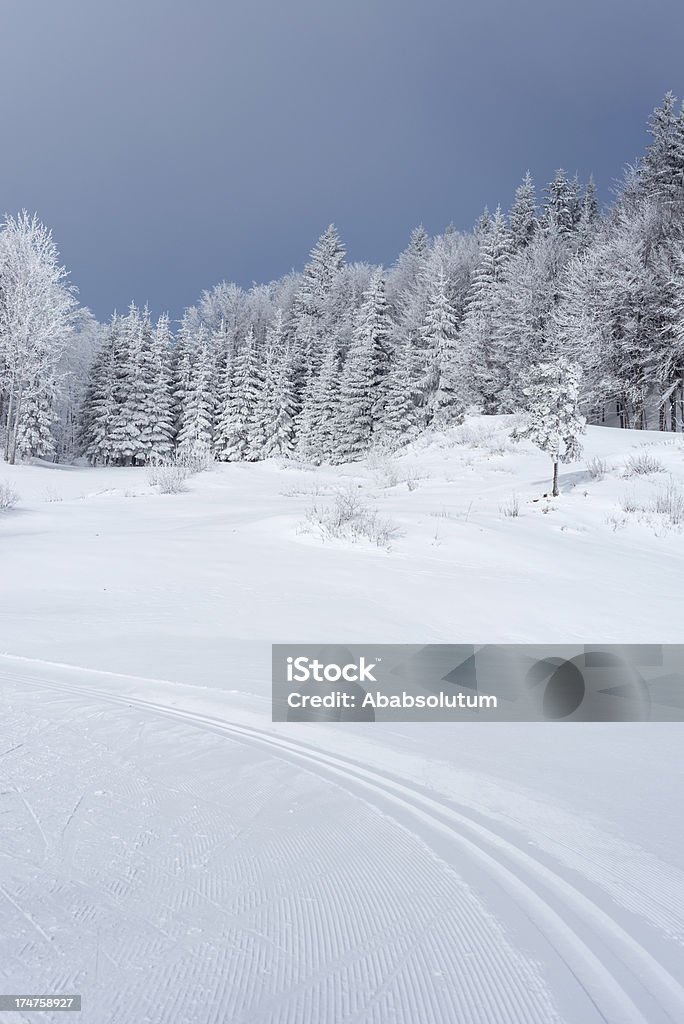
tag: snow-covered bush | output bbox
[0,481,19,510]
[176,447,214,475]
[619,481,684,527]
[302,488,400,547]
[620,493,641,514]
[586,456,609,480]
[623,453,665,476]
[499,493,520,518]
[404,465,422,491]
[150,465,189,494]
[651,481,684,524]
[366,452,400,488]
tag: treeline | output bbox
[3,93,684,467]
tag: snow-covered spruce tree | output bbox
[555,206,664,430]
[459,206,512,413]
[386,225,430,329]
[176,324,216,464]
[381,336,426,447]
[493,221,571,412]
[214,326,262,461]
[543,169,582,236]
[288,224,346,388]
[0,212,77,463]
[333,271,395,460]
[106,304,152,465]
[419,263,462,428]
[509,171,537,249]
[635,92,684,206]
[260,344,298,458]
[142,313,175,463]
[80,315,122,465]
[295,341,341,463]
[336,332,375,462]
[55,309,105,462]
[513,358,586,497]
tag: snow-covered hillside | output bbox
[1,417,684,1023]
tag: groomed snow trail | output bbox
[2,660,683,1024]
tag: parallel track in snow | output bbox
[10,670,684,1024]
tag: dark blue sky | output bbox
[1,0,683,322]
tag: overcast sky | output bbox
[1,0,683,322]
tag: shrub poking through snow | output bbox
[0,481,19,510]
[499,493,520,518]
[303,488,400,547]
[619,481,684,527]
[623,452,665,476]
[586,456,609,480]
[153,465,190,494]
[651,481,684,524]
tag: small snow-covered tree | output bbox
[513,358,586,497]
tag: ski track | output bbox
[2,667,684,1023]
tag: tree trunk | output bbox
[8,389,22,465]
[3,392,14,461]
[552,460,559,497]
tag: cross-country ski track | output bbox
[2,656,683,1024]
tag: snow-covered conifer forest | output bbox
[3,94,684,470]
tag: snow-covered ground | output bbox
[1,417,684,1023]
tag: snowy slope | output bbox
[1,417,684,1023]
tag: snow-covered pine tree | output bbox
[381,336,426,447]
[261,346,298,458]
[106,304,150,465]
[336,332,375,462]
[419,264,462,428]
[493,221,571,411]
[459,206,512,412]
[333,273,393,461]
[355,270,393,420]
[387,226,430,322]
[543,169,581,236]
[214,326,261,461]
[509,171,537,249]
[289,224,346,385]
[176,323,216,464]
[213,348,235,460]
[14,374,59,461]
[295,339,342,463]
[637,92,684,205]
[513,357,586,496]
[80,316,121,465]
[55,309,105,462]
[141,313,175,463]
